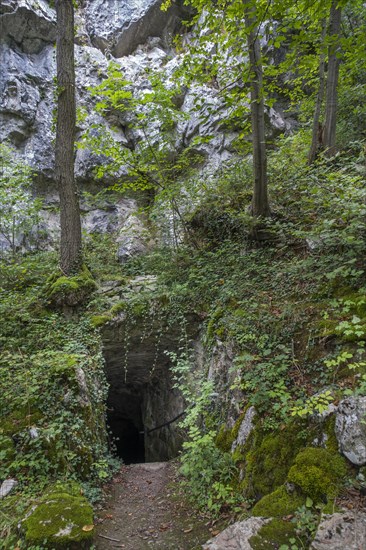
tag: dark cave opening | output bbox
[107,409,145,464]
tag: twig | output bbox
[98,534,121,542]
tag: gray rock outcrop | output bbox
[335,396,366,465]
[85,0,188,57]
[0,0,295,256]
[311,512,366,550]
[231,406,256,452]
[0,0,56,54]
[202,517,269,550]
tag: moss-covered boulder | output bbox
[249,518,302,550]
[240,421,308,499]
[251,485,305,517]
[47,266,97,307]
[287,447,347,502]
[23,484,94,549]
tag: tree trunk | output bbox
[245,3,270,218]
[55,0,82,274]
[308,18,327,165]
[323,1,342,157]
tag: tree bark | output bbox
[244,3,270,218]
[308,18,327,165]
[323,1,342,157]
[55,0,82,274]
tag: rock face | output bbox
[231,406,256,452]
[311,512,366,550]
[0,0,56,54]
[202,517,269,550]
[335,396,366,466]
[85,0,188,57]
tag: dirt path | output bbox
[95,462,213,550]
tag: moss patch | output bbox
[23,485,94,549]
[251,486,305,517]
[249,519,301,550]
[216,425,235,453]
[240,421,307,499]
[89,314,112,328]
[110,301,128,316]
[47,266,97,307]
[287,447,347,502]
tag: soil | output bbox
[95,462,213,550]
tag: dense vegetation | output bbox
[1,0,366,548]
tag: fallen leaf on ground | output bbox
[82,525,94,532]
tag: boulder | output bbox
[311,512,366,550]
[335,396,366,465]
[202,517,269,550]
[85,0,187,57]
[22,484,94,549]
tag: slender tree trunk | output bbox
[55,0,82,274]
[308,18,327,165]
[244,4,270,218]
[323,1,342,157]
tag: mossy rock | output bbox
[89,314,112,328]
[23,485,94,549]
[110,301,128,316]
[216,425,235,453]
[249,519,302,550]
[251,486,305,517]
[47,266,97,307]
[241,421,308,499]
[287,447,347,502]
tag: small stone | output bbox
[0,479,18,499]
[29,427,39,439]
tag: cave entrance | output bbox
[107,410,145,464]
[105,376,185,464]
[106,386,145,465]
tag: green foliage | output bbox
[0,252,112,545]
[0,143,42,257]
[168,351,242,515]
